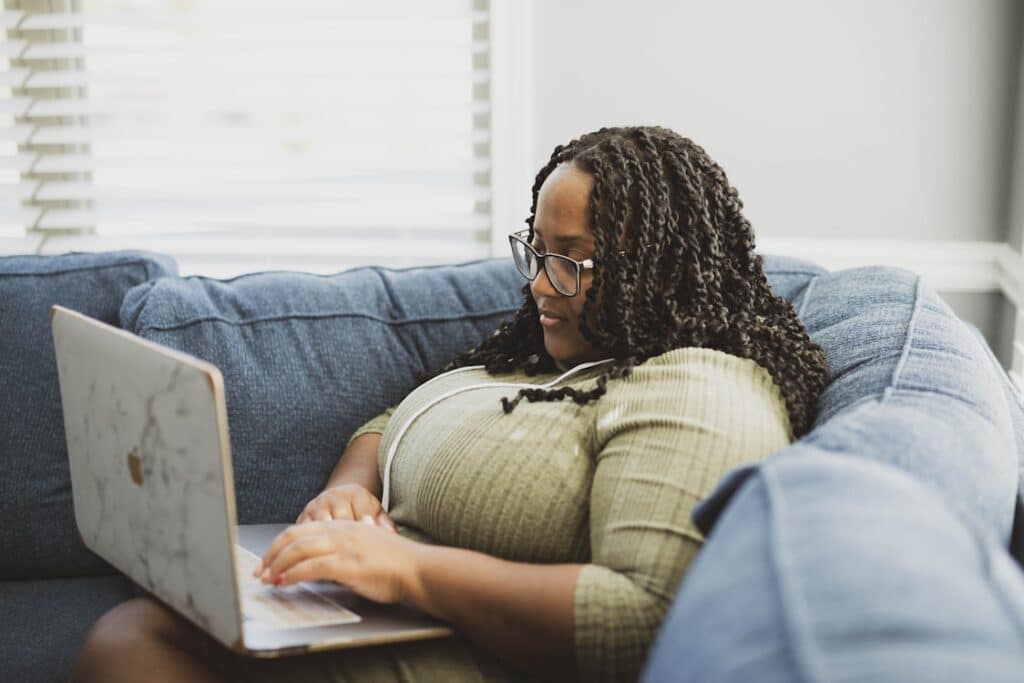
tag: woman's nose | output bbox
[530,265,559,298]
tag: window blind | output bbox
[1,0,492,276]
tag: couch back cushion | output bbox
[787,266,1019,548]
[120,259,527,525]
[121,254,821,526]
[0,251,177,579]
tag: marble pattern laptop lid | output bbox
[51,305,243,651]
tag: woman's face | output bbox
[530,162,608,367]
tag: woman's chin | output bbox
[544,340,584,367]
[543,339,571,364]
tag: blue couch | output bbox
[2,250,1023,682]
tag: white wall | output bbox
[530,0,1021,243]
[525,0,1022,365]
[1007,0,1024,253]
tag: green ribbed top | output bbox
[344,346,793,682]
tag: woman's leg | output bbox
[70,596,232,683]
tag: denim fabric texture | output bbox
[118,254,820,526]
[642,451,1024,683]
[0,251,176,579]
[120,259,526,525]
[643,265,1024,682]
[0,574,136,682]
[964,321,1024,562]
[791,266,1018,547]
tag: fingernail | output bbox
[361,514,375,526]
[273,574,283,586]
[261,568,270,582]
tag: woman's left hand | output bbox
[254,518,422,604]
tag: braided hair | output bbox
[416,125,828,437]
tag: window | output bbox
[1,0,492,276]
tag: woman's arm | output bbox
[290,406,397,525]
[323,432,383,497]
[408,546,582,682]
[325,404,397,496]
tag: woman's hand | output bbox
[295,483,396,531]
[253,519,424,604]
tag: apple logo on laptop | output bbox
[127,448,144,486]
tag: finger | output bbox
[265,533,336,583]
[275,555,347,587]
[349,491,392,530]
[328,501,355,521]
[312,508,333,522]
[349,488,379,518]
[375,510,398,533]
[258,523,323,575]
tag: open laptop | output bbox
[50,305,453,657]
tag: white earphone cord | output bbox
[379,357,616,511]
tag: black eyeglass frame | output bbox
[508,228,594,297]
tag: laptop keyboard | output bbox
[234,545,362,629]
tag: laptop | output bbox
[50,305,453,657]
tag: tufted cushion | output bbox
[0,251,177,579]
[119,253,821,526]
[790,266,1018,546]
[643,451,1024,683]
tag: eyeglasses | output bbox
[508,228,595,297]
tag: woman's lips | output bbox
[539,313,565,328]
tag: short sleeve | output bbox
[573,348,792,682]
[345,405,398,451]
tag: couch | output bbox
[2,249,1023,682]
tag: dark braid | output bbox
[414,125,828,438]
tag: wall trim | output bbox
[759,237,1024,395]
[758,237,1022,304]
[0,235,43,255]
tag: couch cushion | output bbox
[0,251,177,579]
[120,253,819,526]
[120,258,527,525]
[643,451,1024,683]
[789,266,1018,548]
[963,321,1024,563]
[0,574,136,683]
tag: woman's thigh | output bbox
[72,596,233,683]
[76,595,519,683]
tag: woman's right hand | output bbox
[296,483,397,532]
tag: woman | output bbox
[70,125,828,682]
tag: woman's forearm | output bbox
[407,544,582,682]
[324,433,383,497]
